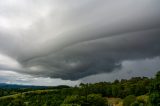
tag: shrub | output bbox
[149,92,160,106]
[123,95,136,106]
[62,94,108,106]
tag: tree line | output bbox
[0,71,159,106]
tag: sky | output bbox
[0,0,160,86]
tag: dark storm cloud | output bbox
[0,0,160,80]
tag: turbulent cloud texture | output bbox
[0,0,160,81]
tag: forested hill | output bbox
[0,83,48,89]
[0,83,70,89]
[0,71,159,106]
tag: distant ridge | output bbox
[0,83,48,89]
[0,83,70,89]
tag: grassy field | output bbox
[107,98,123,106]
[106,95,149,106]
[0,89,55,100]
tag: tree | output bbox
[87,94,108,106]
[130,101,140,106]
[149,92,160,106]
[149,71,160,106]
[62,94,108,106]
[112,85,117,97]
[153,71,160,92]
[123,95,136,106]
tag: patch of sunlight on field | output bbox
[107,98,123,106]
[0,89,55,100]
[137,95,149,103]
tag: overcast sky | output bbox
[0,0,160,86]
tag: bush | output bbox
[60,104,80,106]
[130,101,139,106]
[62,94,108,106]
[87,94,108,106]
[149,92,160,106]
[123,95,136,106]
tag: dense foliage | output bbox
[123,95,136,106]
[61,94,108,106]
[0,71,159,106]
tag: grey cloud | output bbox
[81,57,160,83]
[21,32,160,80]
[0,0,160,80]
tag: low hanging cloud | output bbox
[0,0,160,80]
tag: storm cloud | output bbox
[0,0,160,81]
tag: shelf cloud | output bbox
[0,0,160,81]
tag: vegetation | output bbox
[107,98,122,106]
[61,94,108,106]
[123,95,136,106]
[0,71,159,106]
[149,71,160,106]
